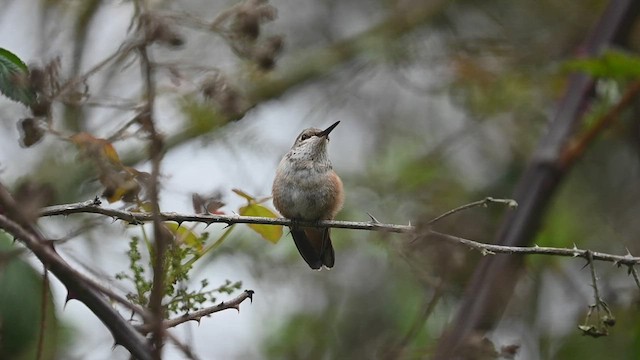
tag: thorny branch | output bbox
[0,188,153,360]
[578,251,615,337]
[39,198,640,267]
[136,290,255,334]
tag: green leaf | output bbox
[239,203,283,243]
[0,233,61,358]
[0,48,28,72]
[163,222,202,252]
[564,50,640,80]
[0,48,35,105]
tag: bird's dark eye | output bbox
[300,134,310,141]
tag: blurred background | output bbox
[2,0,640,359]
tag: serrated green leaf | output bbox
[0,48,28,72]
[239,203,282,243]
[163,222,202,252]
[0,48,35,105]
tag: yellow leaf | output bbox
[163,222,202,252]
[101,141,121,164]
[71,132,122,165]
[239,203,282,243]
[232,188,254,202]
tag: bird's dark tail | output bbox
[290,226,335,269]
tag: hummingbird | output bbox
[272,121,344,269]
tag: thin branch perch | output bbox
[39,199,640,266]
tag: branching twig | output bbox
[429,231,640,266]
[560,79,640,167]
[53,40,142,100]
[136,290,255,334]
[578,251,615,337]
[426,197,517,225]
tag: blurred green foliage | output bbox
[0,232,64,359]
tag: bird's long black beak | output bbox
[319,121,340,138]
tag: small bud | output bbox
[233,10,260,40]
[253,35,284,71]
[30,99,51,117]
[18,118,44,147]
[141,13,185,48]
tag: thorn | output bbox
[480,249,495,256]
[93,196,102,206]
[246,289,255,303]
[408,220,412,227]
[572,243,580,257]
[233,305,240,312]
[534,244,539,248]
[204,222,211,229]
[625,248,633,257]
[581,259,591,270]
[65,291,79,308]
[366,212,380,224]
[43,240,53,250]
[222,223,232,230]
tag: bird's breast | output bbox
[273,163,342,220]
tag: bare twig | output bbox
[578,251,615,337]
[587,251,602,313]
[136,290,255,334]
[429,231,640,266]
[427,197,517,225]
[53,40,142,100]
[629,265,640,291]
[559,79,640,167]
